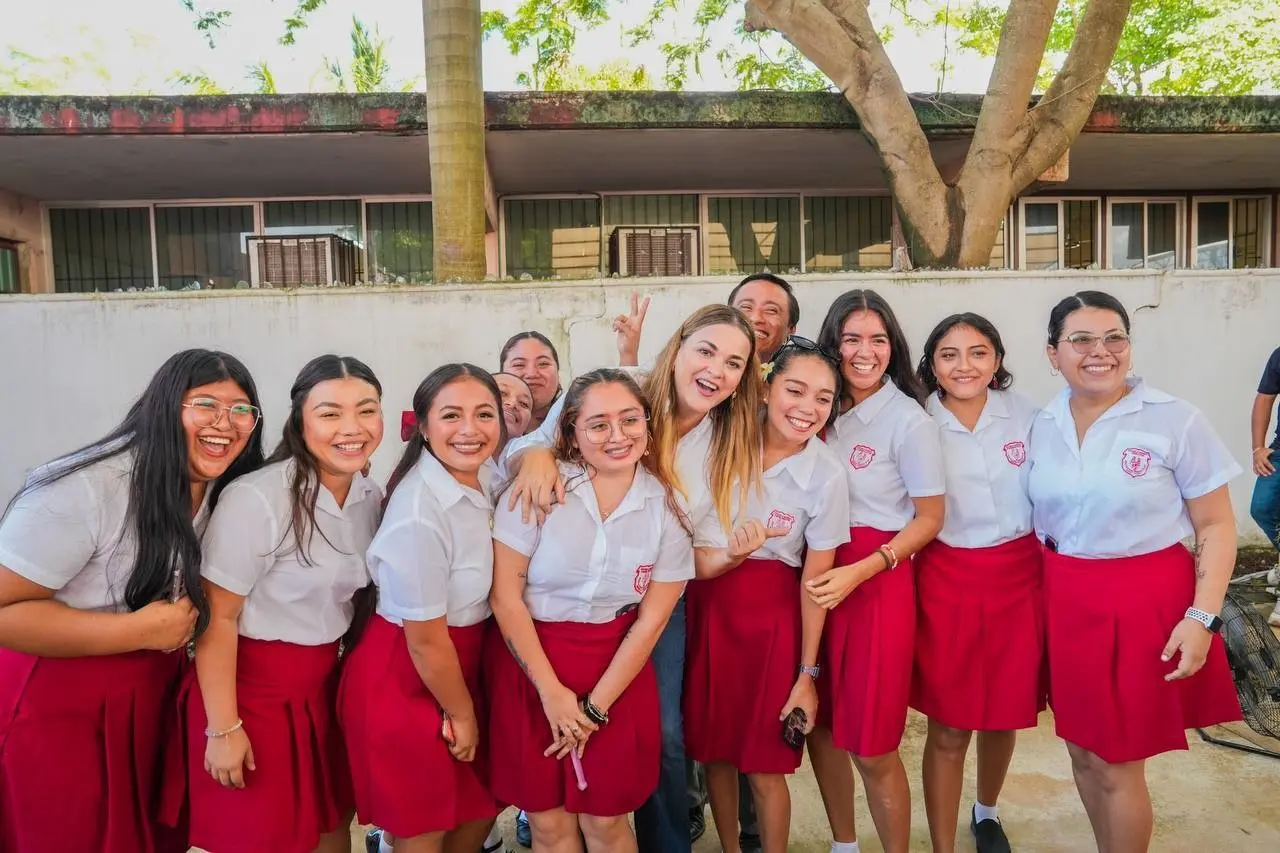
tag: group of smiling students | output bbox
[0,275,1243,853]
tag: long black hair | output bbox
[4,349,264,632]
[266,355,382,565]
[817,288,927,406]
[1047,290,1131,346]
[385,363,506,504]
[917,313,1014,398]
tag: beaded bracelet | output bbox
[205,718,244,739]
[878,544,900,570]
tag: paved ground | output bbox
[339,709,1280,852]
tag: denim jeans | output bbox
[1251,449,1280,549]
[635,598,691,853]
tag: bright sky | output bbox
[2,0,998,95]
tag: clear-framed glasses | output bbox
[182,397,261,433]
[778,334,840,364]
[1058,332,1131,355]
[578,414,650,445]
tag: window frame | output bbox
[1104,197,1185,270]
[1191,195,1273,270]
[1017,196,1103,271]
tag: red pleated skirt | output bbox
[486,612,660,816]
[817,527,915,757]
[339,616,497,838]
[911,534,1047,731]
[1044,544,1242,763]
[684,557,803,773]
[176,638,350,853]
[0,647,187,853]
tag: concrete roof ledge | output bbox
[2,91,1279,136]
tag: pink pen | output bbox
[569,750,588,791]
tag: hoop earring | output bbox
[1049,367,1060,377]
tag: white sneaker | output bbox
[1270,599,1280,629]
[1267,565,1280,588]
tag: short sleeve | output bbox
[896,417,947,498]
[805,467,851,551]
[492,500,541,557]
[691,500,729,549]
[0,469,100,590]
[370,517,451,622]
[1173,409,1243,500]
[200,482,279,596]
[650,507,694,583]
[1259,348,1280,396]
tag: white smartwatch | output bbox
[1185,607,1223,634]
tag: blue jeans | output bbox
[1251,449,1280,549]
[635,598,691,853]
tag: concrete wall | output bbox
[0,189,49,293]
[1,270,1277,541]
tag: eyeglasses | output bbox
[1058,332,1131,355]
[182,397,261,433]
[777,335,840,364]
[578,414,649,445]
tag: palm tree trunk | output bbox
[424,0,487,281]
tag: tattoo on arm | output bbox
[1194,539,1208,581]
[505,636,534,682]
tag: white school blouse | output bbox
[201,460,381,645]
[0,449,209,612]
[1027,379,1241,559]
[493,462,694,623]
[693,436,850,566]
[370,452,496,628]
[825,381,946,531]
[928,390,1038,549]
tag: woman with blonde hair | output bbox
[504,302,763,853]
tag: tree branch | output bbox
[746,0,952,261]
[1010,0,1133,189]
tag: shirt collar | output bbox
[275,461,379,519]
[1041,377,1168,449]
[415,451,492,510]
[765,436,821,490]
[681,414,714,449]
[927,389,1010,433]
[847,380,899,425]
[563,461,667,522]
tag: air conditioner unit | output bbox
[247,234,360,287]
[610,227,699,277]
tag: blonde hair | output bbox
[643,304,763,531]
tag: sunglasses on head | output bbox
[777,335,840,364]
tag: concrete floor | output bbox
[340,709,1280,853]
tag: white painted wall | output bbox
[2,270,1277,542]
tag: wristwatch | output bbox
[798,664,821,679]
[1185,607,1224,634]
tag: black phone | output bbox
[781,707,807,749]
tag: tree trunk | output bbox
[424,0,487,281]
[747,0,1133,269]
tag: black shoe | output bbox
[365,829,383,853]
[738,830,762,852]
[690,806,706,843]
[515,810,532,848]
[971,807,1013,853]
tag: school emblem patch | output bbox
[1121,447,1152,478]
[766,509,797,533]
[633,564,654,595]
[850,444,876,470]
[1002,440,1027,467]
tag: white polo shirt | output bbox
[694,436,850,566]
[201,461,381,645]
[825,381,946,531]
[0,448,210,612]
[493,461,694,624]
[929,390,1038,549]
[1028,379,1241,559]
[370,452,496,628]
